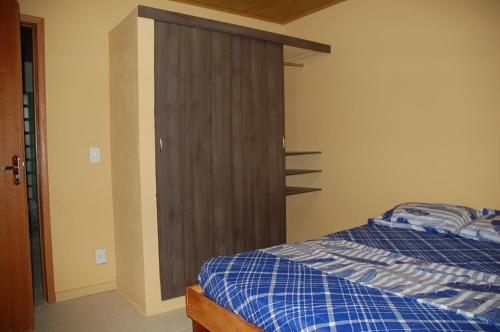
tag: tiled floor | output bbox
[34,291,192,332]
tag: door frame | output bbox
[20,14,55,304]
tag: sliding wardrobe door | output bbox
[154,21,285,299]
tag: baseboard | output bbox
[55,281,117,302]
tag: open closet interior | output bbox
[109,5,330,311]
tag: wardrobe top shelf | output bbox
[285,151,322,156]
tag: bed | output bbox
[187,213,500,331]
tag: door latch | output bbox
[1,155,21,185]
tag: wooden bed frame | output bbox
[185,285,262,332]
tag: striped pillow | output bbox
[458,214,500,245]
[371,202,481,235]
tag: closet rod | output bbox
[284,61,304,68]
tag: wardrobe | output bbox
[110,6,330,308]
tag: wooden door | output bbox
[154,21,285,299]
[0,0,34,331]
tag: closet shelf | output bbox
[284,45,326,68]
[286,169,322,176]
[286,186,322,196]
[285,151,322,156]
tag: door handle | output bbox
[1,155,21,185]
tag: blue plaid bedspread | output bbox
[199,224,500,331]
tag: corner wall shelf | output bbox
[285,149,322,196]
[286,186,322,196]
[285,151,322,156]
[286,169,322,176]
[284,45,327,68]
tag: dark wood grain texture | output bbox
[139,6,331,53]
[286,186,322,196]
[285,150,322,156]
[155,21,286,299]
[286,169,322,176]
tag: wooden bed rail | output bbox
[185,285,263,332]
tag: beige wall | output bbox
[109,14,173,315]
[284,0,500,242]
[110,14,186,315]
[18,0,283,301]
[109,10,146,312]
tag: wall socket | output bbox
[96,248,106,265]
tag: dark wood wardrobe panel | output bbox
[139,6,331,53]
[155,21,285,299]
[263,42,286,248]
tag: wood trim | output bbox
[138,5,331,53]
[0,1,34,329]
[185,285,263,332]
[20,14,56,304]
[170,0,290,25]
[170,0,346,24]
[280,0,346,24]
[20,14,42,25]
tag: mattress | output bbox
[199,224,500,331]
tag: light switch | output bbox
[89,147,100,163]
[96,248,106,265]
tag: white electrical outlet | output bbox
[96,248,106,265]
